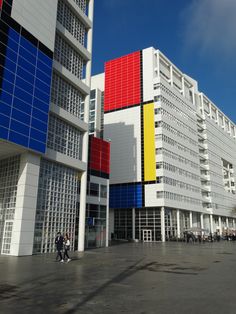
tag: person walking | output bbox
[55,232,64,262]
[63,233,71,262]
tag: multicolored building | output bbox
[101,47,236,242]
[0,0,94,255]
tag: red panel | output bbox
[0,0,3,9]
[104,51,141,112]
[89,137,110,175]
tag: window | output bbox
[100,185,107,198]
[90,183,99,197]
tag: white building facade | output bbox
[0,0,94,255]
[101,47,236,242]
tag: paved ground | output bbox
[0,241,236,314]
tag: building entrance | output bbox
[142,229,152,242]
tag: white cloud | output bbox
[181,0,236,59]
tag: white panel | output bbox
[11,0,58,51]
[91,73,105,91]
[104,107,141,184]
[142,47,155,102]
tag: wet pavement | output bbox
[1,241,236,314]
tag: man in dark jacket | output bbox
[55,232,64,262]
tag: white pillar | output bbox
[161,207,165,242]
[210,214,214,233]
[189,211,193,228]
[177,209,180,238]
[233,219,236,230]
[218,217,222,235]
[226,217,229,228]
[105,183,110,247]
[78,0,94,252]
[11,153,40,256]
[200,213,204,229]
[132,208,135,240]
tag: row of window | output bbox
[54,34,85,79]
[87,182,107,198]
[47,114,82,160]
[156,134,198,158]
[156,191,202,205]
[57,0,86,45]
[157,176,201,193]
[156,147,199,170]
[51,72,84,118]
[156,162,200,181]
[155,120,198,147]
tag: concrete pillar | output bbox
[210,214,214,233]
[78,0,94,252]
[11,153,40,256]
[105,183,110,247]
[177,209,180,238]
[132,208,135,240]
[200,213,204,229]
[233,219,236,230]
[189,211,193,228]
[161,207,165,242]
[226,217,229,229]
[218,217,222,235]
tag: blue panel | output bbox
[15,76,34,94]
[9,130,29,147]
[11,108,31,125]
[5,47,18,63]
[13,97,32,115]
[20,37,37,55]
[4,57,17,73]
[0,125,9,140]
[2,79,14,94]
[3,68,15,83]
[35,78,51,95]
[8,28,20,43]
[18,56,36,74]
[0,113,10,128]
[29,138,46,153]
[0,91,12,105]
[37,59,52,76]
[16,65,34,83]
[30,128,47,143]
[0,101,11,116]
[32,107,48,123]
[36,68,51,86]
[33,97,49,113]
[14,86,33,104]
[10,119,30,136]
[37,50,53,67]
[19,46,37,65]
[110,183,142,209]
[7,38,19,52]
[34,87,50,104]
[31,117,48,133]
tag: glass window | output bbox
[90,183,99,197]
[100,185,107,198]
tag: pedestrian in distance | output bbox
[55,232,64,262]
[63,233,71,263]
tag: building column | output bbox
[210,214,214,234]
[132,208,136,240]
[10,153,40,256]
[233,219,236,230]
[78,0,94,252]
[161,207,165,242]
[176,209,180,238]
[189,211,193,228]
[105,184,110,247]
[200,213,204,229]
[226,217,229,229]
[218,216,222,235]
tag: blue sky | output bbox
[92,0,236,122]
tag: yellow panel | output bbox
[143,103,156,181]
